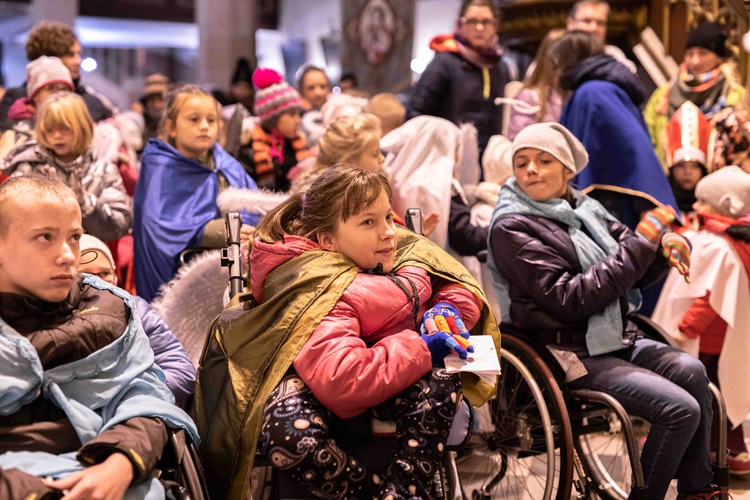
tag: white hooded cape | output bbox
[652,230,750,427]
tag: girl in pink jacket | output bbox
[252,165,483,499]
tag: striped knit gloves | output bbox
[636,207,691,283]
[662,232,691,283]
[420,302,474,364]
[635,207,676,250]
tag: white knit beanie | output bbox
[26,56,73,100]
[511,123,589,174]
[482,134,513,185]
[79,234,115,269]
[695,166,750,217]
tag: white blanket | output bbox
[381,116,461,249]
[652,230,750,427]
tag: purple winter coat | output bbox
[135,296,196,408]
[489,213,669,337]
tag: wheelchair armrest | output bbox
[627,313,678,348]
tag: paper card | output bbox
[546,346,588,383]
[444,335,501,385]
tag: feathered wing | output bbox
[217,187,288,216]
[151,250,230,365]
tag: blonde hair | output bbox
[316,113,382,169]
[523,29,565,121]
[158,84,219,147]
[369,93,405,135]
[36,92,93,158]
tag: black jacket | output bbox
[406,51,510,156]
[489,212,669,335]
[449,194,488,256]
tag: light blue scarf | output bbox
[486,179,641,356]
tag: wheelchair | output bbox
[457,315,730,500]
[208,210,472,499]
[157,428,210,500]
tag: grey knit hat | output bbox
[511,123,589,174]
[695,166,750,217]
[26,56,73,100]
[79,233,116,269]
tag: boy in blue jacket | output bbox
[0,175,196,499]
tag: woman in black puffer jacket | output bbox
[406,0,510,158]
[487,122,717,500]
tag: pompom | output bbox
[252,67,283,90]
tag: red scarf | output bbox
[429,34,501,68]
[251,127,309,186]
[699,211,750,281]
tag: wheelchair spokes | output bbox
[457,335,574,499]
[575,415,679,499]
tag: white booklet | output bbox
[443,335,501,386]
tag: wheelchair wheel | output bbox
[574,412,648,500]
[457,333,574,500]
[575,415,679,500]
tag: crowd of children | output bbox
[4,3,750,499]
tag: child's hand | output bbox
[420,302,474,364]
[661,232,691,283]
[44,452,133,500]
[636,206,676,250]
[673,329,691,350]
[423,211,440,237]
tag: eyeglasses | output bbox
[40,83,72,94]
[571,17,607,28]
[460,17,497,28]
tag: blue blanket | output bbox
[134,139,259,301]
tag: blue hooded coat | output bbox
[134,139,259,302]
[560,55,678,229]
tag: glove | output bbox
[420,302,474,364]
[661,232,691,283]
[636,207,676,251]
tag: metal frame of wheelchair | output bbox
[155,428,209,500]
[458,314,729,500]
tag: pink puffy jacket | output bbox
[250,235,482,419]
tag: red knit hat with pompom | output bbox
[252,67,303,125]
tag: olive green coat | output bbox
[191,228,500,500]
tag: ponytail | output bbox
[255,192,305,243]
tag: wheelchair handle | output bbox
[405,208,424,236]
[221,211,244,299]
